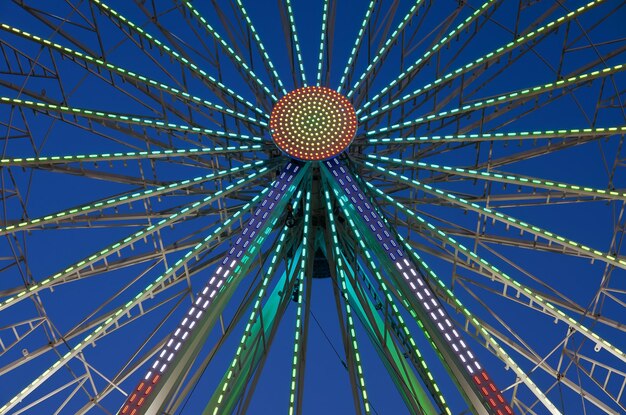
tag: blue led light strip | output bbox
[120,161,305,415]
[323,158,514,415]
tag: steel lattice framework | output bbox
[0,1,625,414]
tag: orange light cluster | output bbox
[270,86,357,161]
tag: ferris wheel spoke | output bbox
[364,154,626,201]
[233,0,288,96]
[322,187,373,414]
[315,0,331,86]
[0,145,266,167]
[0,160,268,236]
[336,0,376,94]
[362,126,626,145]
[0,97,265,143]
[357,0,499,116]
[364,63,625,133]
[180,1,277,105]
[283,0,307,87]
[323,185,448,414]
[359,0,606,121]
[118,161,307,415]
[287,179,312,415]
[88,0,268,119]
[362,161,626,272]
[323,158,514,415]
[0,24,267,128]
[346,0,426,101]
[0,166,271,312]
[368,182,626,366]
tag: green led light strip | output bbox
[0,186,274,415]
[362,160,626,272]
[288,182,311,415]
[324,178,441,415]
[364,126,626,144]
[346,0,425,99]
[0,160,269,235]
[316,0,330,86]
[285,0,307,86]
[90,0,267,118]
[366,63,625,133]
[234,0,287,96]
[323,188,372,414]
[0,97,264,142]
[0,167,271,312]
[357,0,498,116]
[0,145,264,167]
[337,0,376,94]
[182,1,277,102]
[359,0,606,121]
[365,154,626,201]
[359,175,626,365]
[0,24,267,127]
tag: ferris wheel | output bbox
[1,0,625,414]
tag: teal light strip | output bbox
[337,0,376,94]
[234,0,287,96]
[366,63,625,132]
[0,167,271,312]
[0,145,264,167]
[316,0,330,86]
[365,154,626,200]
[182,1,278,102]
[359,0,606,120]
[288,182,311,414]
[90,0,268,118]
[0,160,269,235]
[357,0,498,115]
[0,97,264,142]
[285,0,307,86]
[323,188,372,414]
[347,0,425,99]
[364,126,626,144]
[0,23,267,126]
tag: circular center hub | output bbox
[270,86,357,161]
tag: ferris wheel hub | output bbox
[270,86,357,161]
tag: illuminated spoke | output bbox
[357,0,498,115]
[182,1,277,103]
[363,126,626,145]
[364,154,626,201]
[346,0,425,99]
[0,166,271,311]
[0,24,267,127]
[337,0,376,94]
[288,180,311,415]
[365,63,625,132]
[0,97,264,142]
[234,0,288,96]
[285,0,307,87]
[0,145,265,167]
[0,161,269,235]
[359,0,606,120]
[89,0,268,118]
[316,0,330,86]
